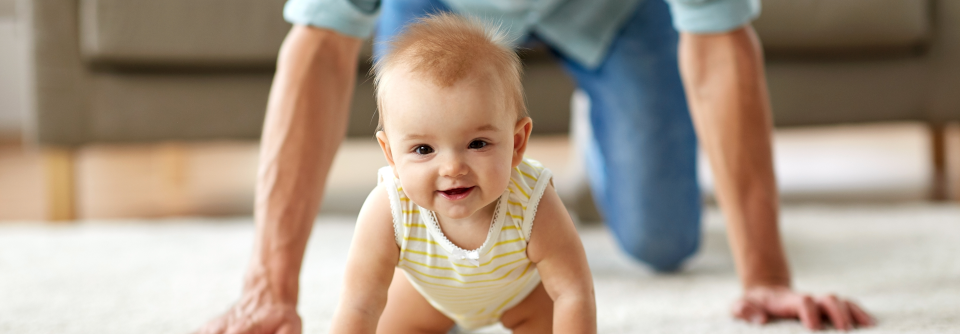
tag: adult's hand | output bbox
[195,279,302,334]
[731,285,874,331]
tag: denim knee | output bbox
[613,232,700,272]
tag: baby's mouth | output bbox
[438,186,475,200]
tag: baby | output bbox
[330,13,595,333]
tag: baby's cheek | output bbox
[491,169,513,194]
[396,170,431,205]
[406,186,434,210]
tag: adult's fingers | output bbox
[846,300,875,327]
[731,298,768,324]
[817,295,853,331]
[796,295,822,330]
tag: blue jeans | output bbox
[375,0,701,272]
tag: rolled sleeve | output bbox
[283,0,380,39]
[666,0,760,34]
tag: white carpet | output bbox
[1,204,958,333]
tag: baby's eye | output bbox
[468,140,488,149]
[414,145,434,155]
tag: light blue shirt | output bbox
[283,0,759,68]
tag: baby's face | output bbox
[377,69,530,220]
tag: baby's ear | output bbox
[512,117,533,167]
[376,131,397,170]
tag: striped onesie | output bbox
[377,157,553,330]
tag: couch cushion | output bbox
[766,59,926,127]
[79,0,290,68]
[754,0,931,55]
[0,0,14,19]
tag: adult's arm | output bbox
[196,25,362,334]
[678,26,873,330]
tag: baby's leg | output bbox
[377,268,455,334]
[500,283,553,333]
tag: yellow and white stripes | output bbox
[377,157,552,330]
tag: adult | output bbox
[197,0,873,332]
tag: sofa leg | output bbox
[942,123,960,202]
[932,124,946,200]
[42,147,76,221]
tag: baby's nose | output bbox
[439,154,468,177]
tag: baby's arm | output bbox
[527,184,597,333]
[329,183,399,333]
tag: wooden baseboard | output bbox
[70,138,575,219]
[0,142,76,222]
[75,141,259,219]
[0,146,46,221]
[42,147,76,221]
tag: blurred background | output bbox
[1,0,958,221]
[1,0,959,333]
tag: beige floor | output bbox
[0,204,958,333]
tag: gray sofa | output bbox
[756,0,959,127]
[17,0,960,144]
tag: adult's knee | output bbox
[601,182,702,272]
[614,233,699,272]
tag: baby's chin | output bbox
[433,205,482,220]
[432,199,500,221]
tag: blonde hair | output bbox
[372,13,527,131]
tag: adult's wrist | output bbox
[244,259,301,306]
[743,269,791,291]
